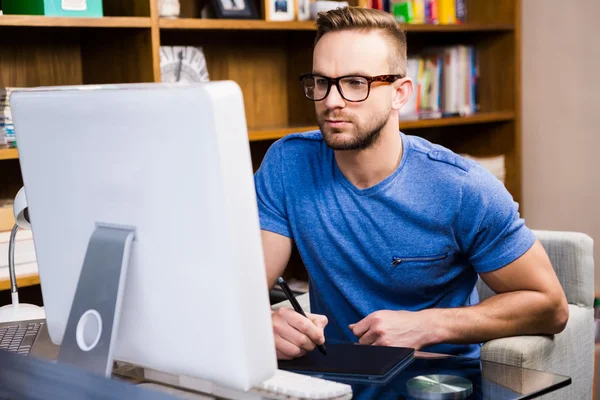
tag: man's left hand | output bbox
[349,310,437,349]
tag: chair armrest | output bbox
[481,304,593,399]
[482,334,557,370]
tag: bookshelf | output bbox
[0,0,522,291]
[0,15,152,27]
[247,111,515,141]
[158,18,514,32]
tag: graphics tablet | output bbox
[278,343,414,385]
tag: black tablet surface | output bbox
[278,343,414,383]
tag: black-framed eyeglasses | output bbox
[299,73,403,102]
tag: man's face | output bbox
[312,30,395,151]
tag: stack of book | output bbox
[0,88,16,148]
[461,154,506,184]
[388,0,466,24]
[400,45,478,121]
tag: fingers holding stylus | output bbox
[272,308,328,360]
[274,335,308,360]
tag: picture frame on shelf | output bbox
[211,0,260,19]
[296,0,310,21]
[264,0,295,21]
[158,0,181,18]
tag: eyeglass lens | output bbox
[302,76,370,102]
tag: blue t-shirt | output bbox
[254,130,536,358]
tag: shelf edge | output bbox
[159,18,513,32]
[248,112,515,141]
[0,15,152,28]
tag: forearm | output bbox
[423,290,568,346]
[261,231,292,290]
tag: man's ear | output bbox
[391,77,413,111]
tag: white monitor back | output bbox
[10,82,276,390]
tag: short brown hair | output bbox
[314,7,407,76]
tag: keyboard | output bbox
[142,366,353,400]
[251,369,352,400]
[0,322,41,356]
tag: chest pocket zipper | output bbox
[392,253,448,266]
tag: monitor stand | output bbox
[58,224,135,377]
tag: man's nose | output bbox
[323,84,346,108]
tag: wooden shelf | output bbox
[160,18,317,30]
[403,23,514,32]
[0,113,514,153]
[249,125,318,141]
[0,148,18,161]
[0,15,151,28]
[159,18,513,32]
[400,111,515,129]
[248,112,515,141]
[0,274,40,292]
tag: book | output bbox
[399,45,478,121]
[0,88,16,147]
[437,0,456,24]
[411,0,425,23]
[425,0,438,24]
[455,0,466,23]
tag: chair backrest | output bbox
[476,230,595,308]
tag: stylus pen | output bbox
[277,277,327,356]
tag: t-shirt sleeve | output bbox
[453,163,536,273]
[253,139,292,238]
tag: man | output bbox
[254,6,568,360]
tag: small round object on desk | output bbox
[406,374,473,400]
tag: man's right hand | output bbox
[272,307,328,360]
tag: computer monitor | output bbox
[9,82,277,391]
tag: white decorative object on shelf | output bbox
[160,46,210,84]
[296,0,310,21]
[158,0,181,18]
[309,1,348,20]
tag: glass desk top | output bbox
[0,343,569,400]
[344,351,571,400]
[115,349,571,400]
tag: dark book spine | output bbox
[455,0,466,23]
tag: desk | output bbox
[0,329,572,400]
[114,351,571,400]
